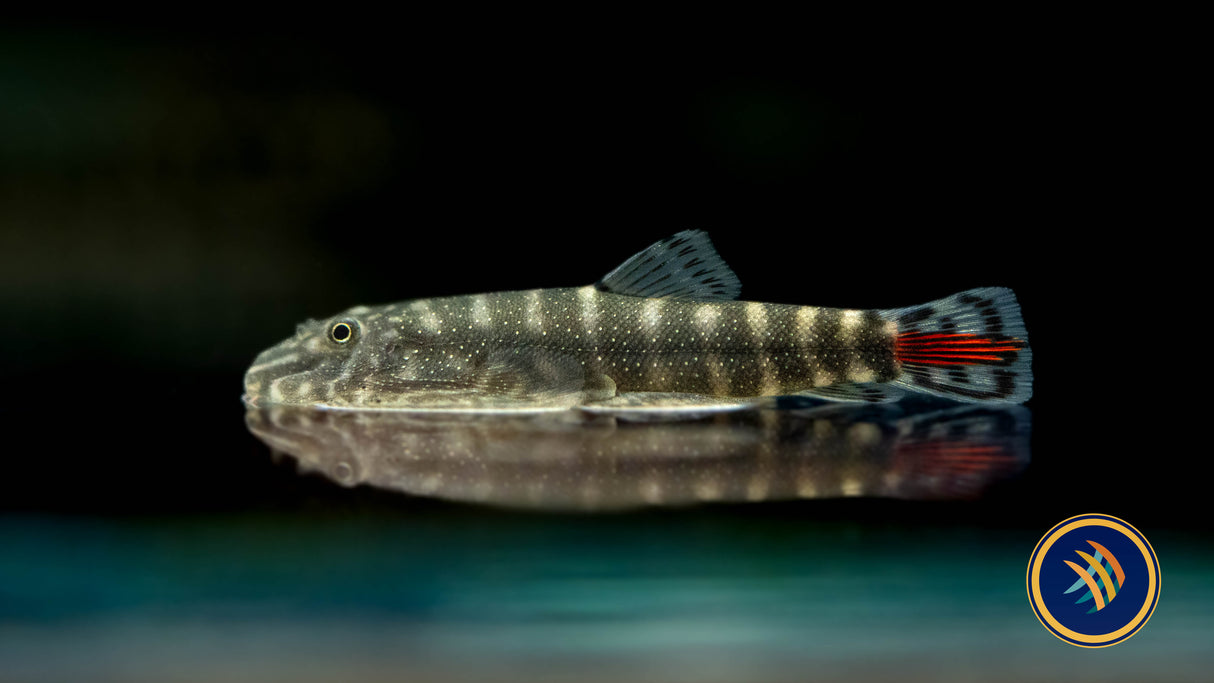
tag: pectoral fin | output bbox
[353,348,612,412]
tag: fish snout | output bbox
[243,339,313,406]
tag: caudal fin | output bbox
[880,288,1032,403]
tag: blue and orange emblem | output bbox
[1027,514,1160,647]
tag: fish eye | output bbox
[329,320,357,344]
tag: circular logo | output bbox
[1027,513,1160,647]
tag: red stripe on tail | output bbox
[895,332,1026,367]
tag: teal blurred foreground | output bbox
[2,513,1210,683]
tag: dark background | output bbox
[0,26,1196,524]
[2,24,1207,683]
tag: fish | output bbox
[245,400,1031,509]
[242,231,1031,412]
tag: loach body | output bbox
[243,231,1031,412]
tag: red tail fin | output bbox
[879,288,1032,403]
[895,332,1027,367]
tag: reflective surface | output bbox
[3,514,1211,683]
[245,399,1031,509]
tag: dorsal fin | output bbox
[595,230,742,300]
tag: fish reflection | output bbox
[246,400,1030,510]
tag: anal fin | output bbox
[795,383,906,404]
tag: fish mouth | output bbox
[243,340,313,407]
[243,367,313,408]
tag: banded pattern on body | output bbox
[384,286,898,398]
[247,287,900,407]
[243,230,1030,411]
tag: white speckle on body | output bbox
[525,290,545,332]
[850,366,876,383]
[410,300,442,333]
[578,286,599,341]
[694,304,719,335]
[796,306,817,332]
[746,301,768,341]
[840,309,862,341]
[642,298,663,331]
[471,295,492,328]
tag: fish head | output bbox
[242,307,431,409]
